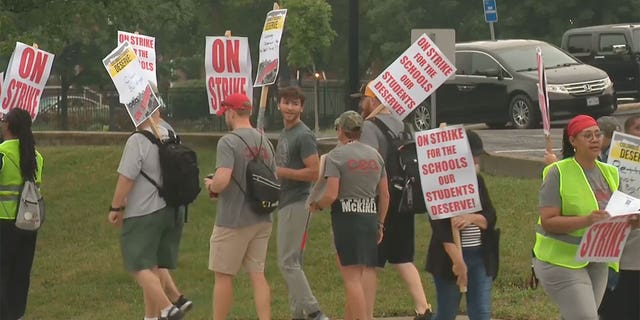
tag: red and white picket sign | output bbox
[118,31,156,86]
[205,36,252,115]
[536,47,551,135]
[415,126,482,220]
[576,216,632,263]
[0,42,54,120]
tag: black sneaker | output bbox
[160,305,184,320]
[174,295,193,314]
[414,308,433,320]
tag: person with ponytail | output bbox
[0,108,44,320]
[534,115,618,320]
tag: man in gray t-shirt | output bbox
[203,93,275,320]
[273,87,327,320]
[356,81,433,318]
[108,109,187,319]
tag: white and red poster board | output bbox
[536,47,551,135]
[103,41,160,127]
[254,9,287,87]
[415,126,482,219]
[369,34,455,121]
[0,42,54,120]
[608,131,640,197]
[117,31,156,86]
[205,36,253,115]
[576,191,639,263]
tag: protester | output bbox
[274,87,328,320]
[309,111,390,320]
[596,116,621,162]
[0,108,44,320]
[425,130,499,320]
[355,82,433,320]
[533,115,618,320]
[204,93,275,320]
[108,108,187,320]
[598,116,640,320]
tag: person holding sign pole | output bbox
[534,115,618,320]
[354,82,433,320]
[598,116,640,320]
[0,108,43,320]
[309,111,389,320]
[274,87,329,320]
[425,130,499,320]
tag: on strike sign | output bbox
[118,31,156,86]
[0,42,54,120]
[205,36,252,115]
[577,216,631,263]
[415,126,481,220]
[370,34,455,121]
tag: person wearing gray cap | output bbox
[309,111,390,320]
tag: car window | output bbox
[566,34,591,54]
[496,43,579,72]
[599,33,628,53]
[633,29,640,52]
[455,51,472,75]
[471,52,500,75]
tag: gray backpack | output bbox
[15,179,44,231]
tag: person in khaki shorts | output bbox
[204,93,276,320]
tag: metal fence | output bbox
[34,81,354,132]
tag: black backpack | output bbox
[230,132,280,215]
[370,118,427,214]
[135,130,201,213]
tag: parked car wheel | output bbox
[509,94,538,129]
[410,101,432,131]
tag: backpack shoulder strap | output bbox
[131,130,161,190]
[370,117,397,142]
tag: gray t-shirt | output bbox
[215,128,276,228]
[539,165,613,210]
[325,141,386,200]
[276,121,318,207]
[360,113,405,160]
[117,125,171,219]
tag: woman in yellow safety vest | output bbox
[0,108,44,320]
[533,115,618,320]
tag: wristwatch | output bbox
[109,206,125,212]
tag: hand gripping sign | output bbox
[118,31,157,86]
[369,34,455,121]
[205,36,252,116]
[0,42,55,120]
[103,41,161,127]
[415,126,482,220]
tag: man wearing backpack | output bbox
[355,82,433,320]
[108,109,187,320]
[274,87,328,320]
[204,93,276,320]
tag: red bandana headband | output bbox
[567,115,597,137]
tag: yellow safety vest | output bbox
[0,139,43,220]
[534,157,619,269]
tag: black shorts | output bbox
[376,211,415,267]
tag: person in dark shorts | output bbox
[355,81,433,319]
[309,111,390,320]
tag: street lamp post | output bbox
[314,72,320,134]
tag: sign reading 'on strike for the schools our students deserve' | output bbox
[415,126,481,220]
[0,42,55,120]
[254,9,287,87]
[103,41,161,127]
[118,31,156,86]
[205,36,252,115]
[369,33,455,121]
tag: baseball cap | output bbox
[349,81,376,99]
[334,110,364,132]
[467,130,486,156]
[216,93,252,116]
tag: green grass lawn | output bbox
[25,145,557,319]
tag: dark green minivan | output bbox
[562,23,640,100]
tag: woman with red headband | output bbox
[533,115,619,320]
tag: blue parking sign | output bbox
[483,0,498,23]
